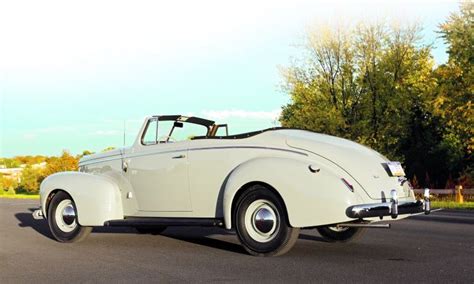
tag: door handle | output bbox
[172,154,186,159]
[122,161,128,172]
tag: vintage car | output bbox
[33,115,430,256]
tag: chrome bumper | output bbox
[346,189,431,219]
[32,208,44,220]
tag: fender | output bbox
[40,172,124,226]
[222,157,365,229]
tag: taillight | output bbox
[341,178,354,192]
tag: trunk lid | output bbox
[282,130,408,200]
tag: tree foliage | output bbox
[18,165,41,193]
[0,158,21,168]
[1,150,80,194]
[0,175,17,195]
[43,151,79,178]
[281,23,434,158]
[433,1,473,185]
[280,7,472,188]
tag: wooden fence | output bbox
[413,188,474,195]
[414,186,472,203]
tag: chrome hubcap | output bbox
[254,208,275,233]
[244,200,279,243]
[55,199,77,233]
[62,204,76,225]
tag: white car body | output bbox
[36,115,430,255]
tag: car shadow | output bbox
[161,228,329,254]
[92,226,137,234]
[163,232,247,255]
[15,211,246,254]
[15,211,54,240]
[298,233,327,242]
[409,215,474,225]
[16,210,326,255]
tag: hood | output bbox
[280,130,408,200]
[79,148,123,166]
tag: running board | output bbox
[104,217,224,227]
[336,223,391,229]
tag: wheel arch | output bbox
[222,156,313,230]
[40,172,124,226]
[222,156,365,229]
[44,188,63,216]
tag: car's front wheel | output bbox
[317,226,364,242]
[47,191,92,243]
[234,185,300,257]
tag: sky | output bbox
[0,0,460,157]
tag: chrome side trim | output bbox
[188,146,308,156]
[105,217,224,227]
[79,154,122,164]
[125,149,185,159]
[81,146,308,166]
[79,156,123,166]
[124,146,308,160]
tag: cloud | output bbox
[19,126,74,140]
[201,109,281,120]
[90,130,122,136]
[34,126,75,133]
[22,133,37,140]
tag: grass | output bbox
[0,194,40,199]
[431,200,474,210]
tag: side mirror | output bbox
[174,122,183,128]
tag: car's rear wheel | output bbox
[234,185,300,257]
[317,226,364,242]
[47,191,92,243]
[135,226,167,235]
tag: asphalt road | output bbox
[1,198,473,283]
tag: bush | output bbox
[0,187,16,196]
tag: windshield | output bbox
[142,118,209,144]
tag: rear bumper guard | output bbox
[347,189,431,219]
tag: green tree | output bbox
[18,165,41,193]
[82,150,94,156]
[279,21,474,187]
[358,24,435,158]
[400,102,463,187]
[101,147,116,153]
[433,1,473,186]
[0,158,21,168]
[0,175,17,195]
[43,150,79,178]
[281,25,359,138]
[281,22,435,161]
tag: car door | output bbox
[125,118,192,212]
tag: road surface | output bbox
[1,198,473,283]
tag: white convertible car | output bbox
[34,115,430,256]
